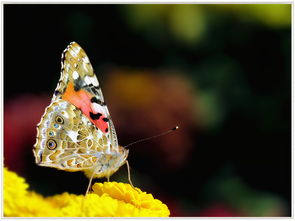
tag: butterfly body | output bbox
[33,42,128,180]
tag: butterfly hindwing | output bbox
[33,99,108,171]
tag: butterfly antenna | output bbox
[123,126,179,149]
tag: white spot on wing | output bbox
[73,71,79,80]
[83,62,88,72]
[91,102,105,114]
[106,145,111,154]
[73,46,81,54]
[67,130,79,143]
[62,111,69,119]
[81,115,89,125]
[85,76,99,87]
[83,56,89,63]
[93,152,103,158]
[63,73,69,82]
[84,76,92,85]
[41,139,46,148]
[60,101,67,108]
[91,76,99,86]
[41,128,47,134]
[69,49,77,57]
[45,120,50,127]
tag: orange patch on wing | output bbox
[62,82,109,133]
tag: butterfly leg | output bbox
[83,168,98,214]
[107,176,110,182]
[85,164,101,195]
[85,171,96,196]
[126,160,135,188]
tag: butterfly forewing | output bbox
[53,42,98,101]
[53,42,118,150]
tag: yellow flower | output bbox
[4,168,170,217]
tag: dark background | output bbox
[4,4,291,216]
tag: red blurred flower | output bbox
[197,204,241,217]
[103,69,197,170]
[4,94,50,173]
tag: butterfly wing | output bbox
[33,99,109,171]
[33,42,127,179]
[53,42,118,150]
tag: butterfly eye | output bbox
[55,115,64,124]
[46,139,57,150]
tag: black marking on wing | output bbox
[91,97,99,103]
[86,83,101,96]
[90,87,99,95]
[90,112,102,120]
[38,151,43,164]
[74,84,81,91]
[90,96,106,106]
[54,90,60,96]
[102,117,109,122]
[61,49,66,66]
[74,77,84,91]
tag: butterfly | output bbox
[33,42,132,194]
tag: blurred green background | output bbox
[4,4,291,216]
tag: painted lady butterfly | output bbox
[33,42,132,194]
